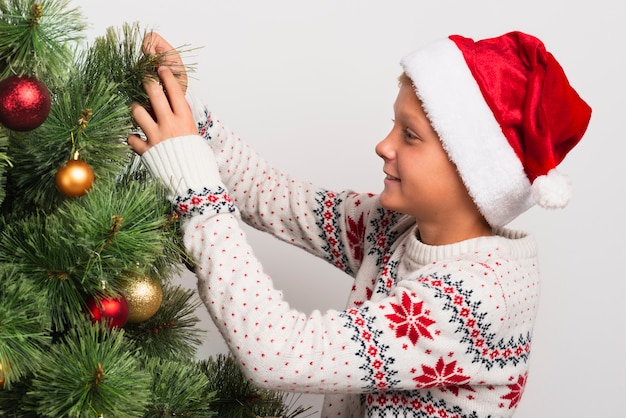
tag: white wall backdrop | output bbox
[81,1,625,416]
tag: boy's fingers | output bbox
[158,66,187,112]
[143,74,172,120]
[127,134,148,155]
[130,101,157,140]
[143,32,188,92]
[142,31,169,55]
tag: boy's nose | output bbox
[375,132,395,160]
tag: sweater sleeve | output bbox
[189,101,377,276]
[141,136,515,396]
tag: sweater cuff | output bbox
[141,135,224,200]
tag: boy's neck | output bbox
[416,219,493,246]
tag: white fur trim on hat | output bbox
[400,39,534,227]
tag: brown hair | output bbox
[398,72,412,87]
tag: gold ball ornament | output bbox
[123,277,163,323]
[0,361,4,389]
[55,158,94,197]
[0,361,9,390]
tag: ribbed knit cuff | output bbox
[141,135,224,200]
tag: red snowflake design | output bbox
[385,291,435,345]
[413,357,473,395]
[500,372,528,409]
[346,213,365,261]
[178,203,189,214]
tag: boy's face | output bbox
[375,82,473,223]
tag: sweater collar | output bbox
[402,224,537,268]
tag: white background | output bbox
[80,1,625,416]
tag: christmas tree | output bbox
[0,1,312,416]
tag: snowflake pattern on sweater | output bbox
[147,107,541,418]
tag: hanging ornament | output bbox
[86,293,129,328]
[0,361,5,389]
[0,75,51,131]
[55,152,94,197]
[123,276,163,323]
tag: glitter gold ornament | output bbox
[123,276,163,323]
[55,157,94,197]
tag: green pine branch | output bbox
[143,357,217,417]
[0,0,86,81]
[56,177,184,292]
[199,354,315,418]
[0,266,50,390]
[82,21,198,111]
[0,212,89,329]
[28,320,152,418]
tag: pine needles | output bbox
[0,266,49,389]
[200,354,315,418]
[29,321,151,418]
[0,0,86,80]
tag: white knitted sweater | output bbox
[141,108,541,418]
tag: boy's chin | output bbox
[379,192,398,212]
[379,193,414,217]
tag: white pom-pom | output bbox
[531,169,572,209]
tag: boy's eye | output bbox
[404,128,419,140]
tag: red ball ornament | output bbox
[86,294,129,328]
[0,75,51,131]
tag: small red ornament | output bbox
[0,75,51,131]
[86,294,129,328]
[55,158,95,197]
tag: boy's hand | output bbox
[127,64,197,155]
[143,31,188,93]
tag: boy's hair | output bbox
[398,72,412,87]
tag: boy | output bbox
[128,31,590,417]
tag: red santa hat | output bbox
[400,31,591,227]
